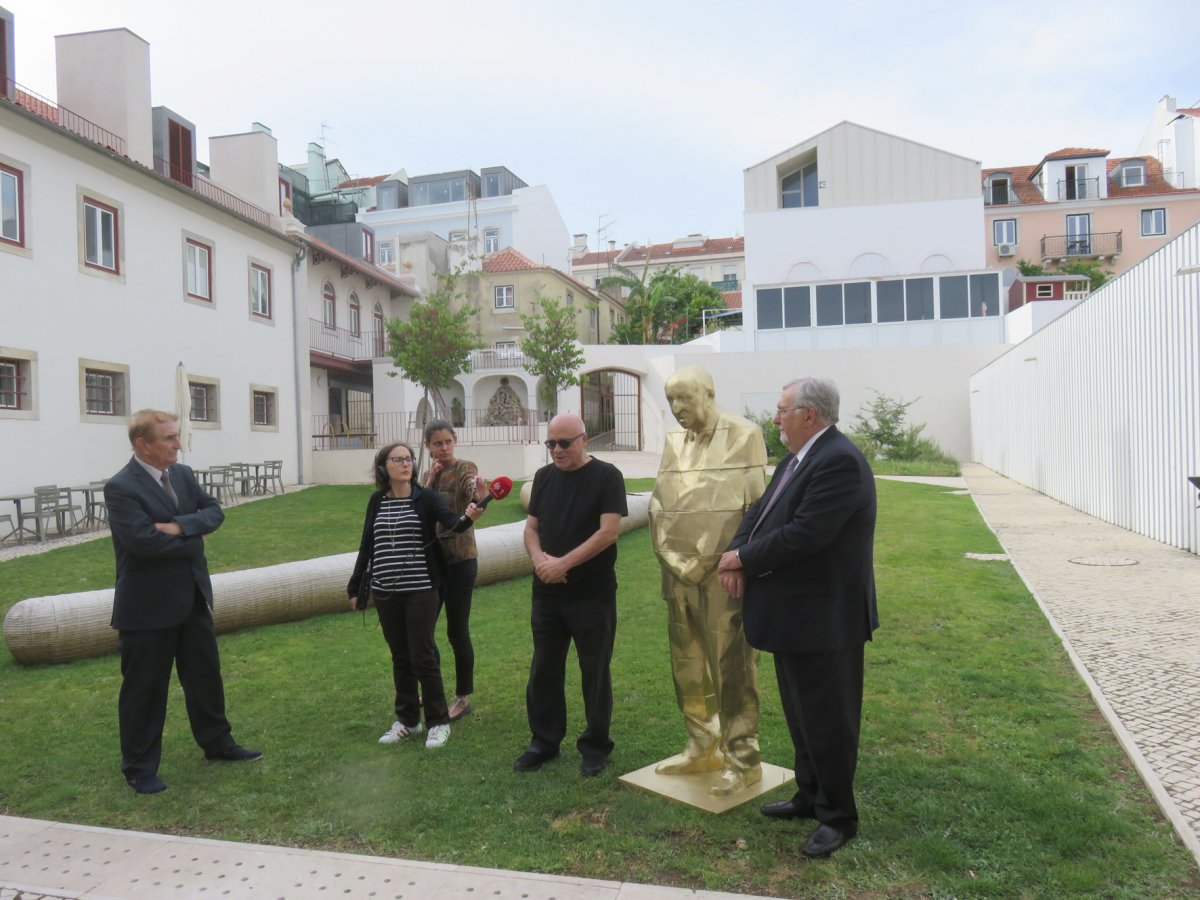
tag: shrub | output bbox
[851,390,957,466]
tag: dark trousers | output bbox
[437,558,477,697]
[375,588,449,727]
[116,591,233,779]
[525,587,616,762]
[774,643,865,830]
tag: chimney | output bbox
[55,28,153,166]
[307,142,327,193]
[0,7,14,101]
[569,233,588,259]
[209,125,281,218]
[608,240,616,251]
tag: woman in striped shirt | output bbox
[348,441,485,750]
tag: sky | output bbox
[6,0,1197,252]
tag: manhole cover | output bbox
[1068,556,1139,567]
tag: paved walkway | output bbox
[962,463,1200,862]
[4,461,1200,897]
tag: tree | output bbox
[602,260,683,345]
[652,271,725,342]
[520,295,586,417]
[1017,257,1109,291]
[385,264,480,424]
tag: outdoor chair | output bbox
[261,460,285,495]
[85,481,108,528]
[227,463,254,497]
[0,512,14,544]
[207,466,238,506]
[19,485,80,541]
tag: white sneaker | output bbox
[425,724,450,749]
[379,721,424,744]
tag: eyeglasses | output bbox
[544,433,585,450]
[774,405,810,417]
[387,456,415,466]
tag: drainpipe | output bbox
[291,243,308,483]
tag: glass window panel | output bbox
[1,170,16,241]
[816,284,843,326]
[801,163,819,208]
[781,171,803,209]
[970,273,1000,317]
[783,286,810,327]
[85,205,99,263]
[844,282,870,324]
[877,280,904,322]
[756,288,783,329]
[100,208,114,269]
[905,278,934,320]
[940,275,968,319]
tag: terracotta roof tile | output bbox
[1177,107,1200,117]
[481,247,541,273]
[1040,147,1110,163]
[619,235,744,263]
[301,234,420,297]
[983,153,1198,206]
[335,174,389,189]
[572,250,621,267]
[721,290,742,310]
[12,88,59,125]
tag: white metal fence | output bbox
[970,222,1200,555]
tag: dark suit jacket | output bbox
[729,427,878,655]
[106,457,225,631]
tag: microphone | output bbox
[444,476,512,534]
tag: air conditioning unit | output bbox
[997,243,1015,257]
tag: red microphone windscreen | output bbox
[488,476,513,501]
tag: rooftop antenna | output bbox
[597,213,616,276]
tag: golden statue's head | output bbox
[665,366,717,434]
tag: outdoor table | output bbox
[69,484,107,530]
[0,493,37,544]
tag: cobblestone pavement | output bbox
[963,463,1200,863]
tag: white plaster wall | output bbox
[0,111,302,496]
[209,130,280,216]
[1003,297,1085,344]
[509,184,570,271]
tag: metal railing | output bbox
[982,185,1018,205]
[468,348,526,371]
[309,320,389,360]
[153,157,274,229]
[313,408,540,450]
[1,76,127,155]
[1056,177,1100,200]
[1040,231,1122,260]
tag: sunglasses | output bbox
[544,433,585,450]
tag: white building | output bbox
[1137,95,1199,190]
[360,167,571,279]
[0,18,305,498]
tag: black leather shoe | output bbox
[760,798,815,820]
[802,823,856,858]
[205,745,263,762]
[513,748,559,772]
[580,757,607,777]
[127,775,168,794]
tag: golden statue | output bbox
[649,366,767,796]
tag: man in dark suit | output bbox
[718,378,878,858]
[106,409,260,795]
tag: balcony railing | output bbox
[1040,231,1123,260]
[983,186,1018,206]
[313,408,539,451]
[468,347,526,371]
[710,278,741,291]
[309,319,389,360]
[1,76,127,155]
[154,157,274,229]
[1056,177,1100,201]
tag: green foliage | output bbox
[605,264,726,345]
[519,295,586,417]
[1016,258,1109,291]
[1,483,1195,896]
[659,271,725,342]
[384,265,480,414]
[743,407,787,462]
[851,390,958,467]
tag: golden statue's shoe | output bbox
[655,751,724,775]
[710,763,762,797]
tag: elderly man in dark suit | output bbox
[105,409,260,795]
[718,378,878,859]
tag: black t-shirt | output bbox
[528,457,628,593]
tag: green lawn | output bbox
[0,479,1195,898]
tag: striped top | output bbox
[370,496,433,593]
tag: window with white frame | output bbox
[278,177,291,215]
[349,294,361,336]
[322,282,336,329]
[484,227,500,254]
[1035,284,1055,299]
[0,357,24,409]
[83,196,119,273]
[1,161,24,248]
[377,241,395,266]
[79,360,129,419]
[1122,163,1146,187]
[993,219,1017,246]
[449,229,467,242]
[986,175,1011,205]
[589,307,599,331]
[250,263,272,318]
[494,285,515,309]
[189,379,219,423]
[781,161,819,208]
[184,237,212,301]
[251,387,277,428]
[1141,207,1166,236]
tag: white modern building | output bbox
[1138,95,1199,191]
[0,18,305,498]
